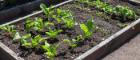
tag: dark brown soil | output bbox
[0,0,139,60]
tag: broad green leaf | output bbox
[80,24,89,34]
[13,32,21,42]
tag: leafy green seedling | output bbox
[34,17,44,31]
[40,3,53,18]
[52,15,62,23]
[78,0,90,3]
[80,17,95,38]
[0,25,16,34]
[79,0,138,20]
[63,17,75,29]
[41,41,58,60]
[20,34,32,48]
[25,18,34,32]
[44,22,54,27]
[113,5,137,20]
[52,9,73,24]
[13,32,21,42]
[63,39,77,48]
[44,21,54,29]
[0,25,22,42]
[63,35,84,48]
[46,29,62,39]
[31,35,45,48]
[25,17,44,32]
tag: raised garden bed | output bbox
[0,0,140,60]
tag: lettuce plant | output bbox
[31,35,45,48]
[20,34,46,48]
[113,5,137,20]
[44,21,54,29]
[46,29,62,39]
[52,9,73,24]
[95,0,138,20]
[41,41,58,60]
[0,25,22,42]
[80,18,95,38]
[63,17,75,29]
[25,17,44,32]
[63,35,84,48]
[0,25,16,34]
[78,0,138,20]
[20,34,32,48]
[40,3,53,18]
[13,32,21,42]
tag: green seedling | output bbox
[46,29,63,39]
[13,32,21,42]
[31,35,45,48]
[0,25,16,34]
[40,3,53,18]
[63,17,75,29]
[63,39,77,48]
[20,34,46,48]
[41,41,58,60]
[80,17,95,38]
[78,0,90,3]
[55,9,75,28]
[20,34,32,48]
[25,17,44,32]
[52,9,64,23]
[52,15,62,23]
[44,21,54,29]
[0,25,22,42]
[57,9,73,19]
[52,9,73,24]
[78,0,138,20]
[63,35,84,48]
[113,5,137,20]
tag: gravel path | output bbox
[102,33,140,60]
